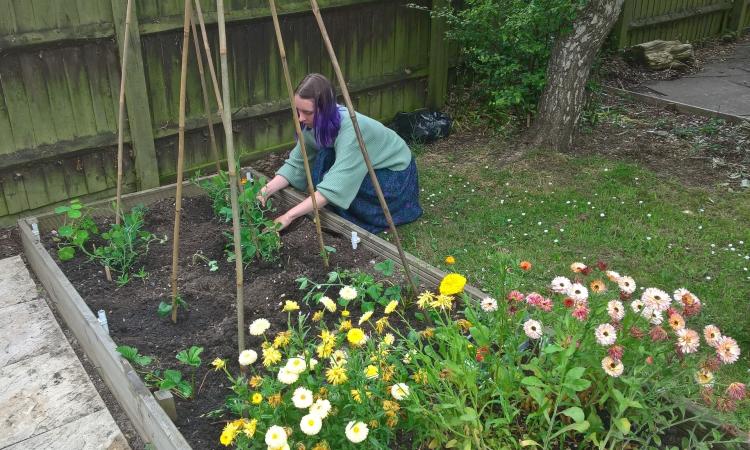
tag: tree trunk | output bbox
[528,0,625,151]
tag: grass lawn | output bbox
[393,99,750,429]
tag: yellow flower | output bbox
[339,320,353,332]
[262,347,282,367]
[267,393,282,407]
[430,294,454,310]
[351,389,362,403]
[326,366,348,385]
[383,333,395,346]
[211,358,226,371]
[220,421,240,446]
[358,311,374,325]
[283,300,300,312]
[439,273,466,296]
[381,364,396,382]
[347,328,366,346]
[320,296,337,312]
[364,364,379,379]
[251,392,263,404]
[273,331,292,349]
[412,368,428,385]
[375,316,389,334]
[317,342,334,358]
[421,328,435,339]
[384,300,398,314]
[312,310,325,322]
[311,442,330,450]
[242,418,257,437]
[445,255,456,265]
[456,319,472,332]
[248,375,263,388]
[416,291,434,309]
[330,350,348,367]
[341,310,350,318]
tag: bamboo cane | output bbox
[307,0,418,294]
[170,0,193,323]
[193,0,224,122]
[115,0,134,226]
[216,0,246,352]
[268,0,329,268]
[190,14,221,173]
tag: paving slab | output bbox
[0,255,39,308]
[0,300,61,367]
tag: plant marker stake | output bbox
[307,0,418,294]
[170,0,193,324]
[190,14,221,174]
[217,0,246,352]
[115,0,134,226]
[268,0,329,268]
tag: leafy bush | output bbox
[435,0,585,115]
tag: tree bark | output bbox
[528,0,624,151]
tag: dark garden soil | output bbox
[44,195,401,450]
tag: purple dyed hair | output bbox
[295,73,342,148]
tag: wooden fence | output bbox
[614,0,750,48]
[0,0,448,225]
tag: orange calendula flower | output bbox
[589,279,607,293]
[519,261,532,271]
[240,178,248,185]
[444,255,456,265]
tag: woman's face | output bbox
[294,95,315,128]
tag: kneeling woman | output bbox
[259,73,422,234]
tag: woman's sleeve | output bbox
[276,134,316,191]
[315,126,368,210]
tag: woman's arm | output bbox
[258,174,291,206]
[274,191,329,231]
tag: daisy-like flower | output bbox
[567,283,588,302]
[523,319,543,339]
[694,368,714,387]
[345,421,369,443]
[642,307,663,325]
[630,299,645,314]
[220,421,240,446]
[572,304,590,321]
[430,294,454,310]
[673,288,696,305]
[439,273,467,295]
[251,392,263,404]
[551,276,572,294]
[589,279,607,294]
[715,336,741,364]
[507,290,525,302]
[641,288,670,312]
[563,297,575,308]
[312,311,324,322]
[416,291,434,309]
[242,418,257,438]
[277,366,299,385]
[391,383,410,400]
[300,413,322,436]
[668,313,685,331]
[358,311,373,325]
[519,260,532,271]
[444,255,456,265]
[364,364,379,379]
[526,292,544,306]
[285,357,307,374]
[601,356,624,377]
[375,316,389,334]
[383,333,395,346]
[605,270,621,282]
[607,300,625,322]
[310,398,332,418]
[674,288,702,316]
[703,325,722,347]
[480,297,498,312]
[211,358,226,371]
[347,328,367,346]
[265,425,287,448]
[339,286,358,301]
[676,328,700,354]
[570,262,587,273]
[617,276,636,294]
[320,296,336,312]
[330,349,348,367]
[282,300,300,312]
[249,318,270,335]
[595,323,617,346]
[726,382,746,401]
[608,345,624,361]
[238,349,258,366]
[292,387,314,409]
[262,347,282,367]
[384,300,399,314]
[273,331,291,349]
[650,326,668,342]
[326,366,348,385]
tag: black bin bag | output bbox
[389,109,452,144]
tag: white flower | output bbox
[523,319,543,340]
[703,325,722,347]
[277,367,299,385]
[550,276,572,294]
[265,425,287,448]
[309,399,331,418]
[300,413,322,436]
[391,383,410,400]
[605,270,621,282]
[285,357,307,374]
[292,387,314,409]
[676,328,700,354]
[320,296,336,312]
[249,318,270,335]
[617,276,636,294]
[480,297,498,312]
[339,286,358,301]
[238,349,258,366]
[308,357,319,369]
[345,421,369,443]
[642,307,663,325]
[607,300,625,322]
[630,299,645,314]
[567,283,588,302]
[595,323,617,346]
[694,368,714,387]
[641,288,670,312]
[601,356,624,377]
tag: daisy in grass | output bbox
[601,356,624,377]
[391,383,410,400]
[263,347,282,367]
[523,319,543,339]
[326,366,348,385]
[238,349,257,366]
[507,290,525,302]
[570,262,587,273]
[416,291,434,309]
[310,398,332,418]
[265,425,287,448]
[668,313,685,331]
[617,276,636,294]
[277,366,299,385]
[703,325,722,347]
[642,288,671,312]
[630,299,645,314]
[674,288,702,316]
[715,336,741,364]
[300,413,322,436]
[551,276,572,294]
[605,270,621,282]
[572,303,590,321]
[694,368,714,387]
[345,421,369,443]
[726,382,746,401]
[292,387,314,409]
[595,323,617,346]
[568,283,588,302]
[285,357,306,374]
[676,328,700,354]
[480,297,498,312]
[590,279,607,294]
[642,307,663,325]
[384,300,399,314]
[526,292,544,306]
[431,294,454,310]
[607,300,625,322]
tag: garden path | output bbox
[0,255,130,450]
[643,42,750,119]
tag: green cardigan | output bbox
[276,109,413,209]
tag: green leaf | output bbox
[564,378,591,392]
[521,376,546,388]
[176,346,203,367]
[72,230,89,246]
[58,247,75,261]
[67,209,82,219]
[116,345,152,367]
[58,225,74,237]
[614,417,631,435]
[564,367,586,382]
[324,245,336,254]
[54,205,70,214]
[561,407,585,423]
[157,301,172,317]
[542,344,564,354]
[374,259,395,276]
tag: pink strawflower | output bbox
[537,297,553,312]
[676,328,700,354]
[571,304,590,321]
[725,382,746,401]
[630,326,645,339]
[703,325,722,347]
[649,326,668,342]
[715,336,741,364]
[507,290,524,302]
[607,300,625,322]
[525,292,544,306]
[595,323,617,346]
[608,345,624,361]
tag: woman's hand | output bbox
[273,213,294,232]
[257,187,269,207]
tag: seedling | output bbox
[158,295,188,318]
[116,345,154,367]
[192,251,218,272]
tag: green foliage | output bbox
[54,199,98,261]
[116,345,153,367]
[434,0,585,114]
[158,295,188,318]
[176,346,203,367]
[144,346,204,400]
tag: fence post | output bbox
[614,0,635,49]
[426,0,449,110]
[111,0,160,190]
[727,0,749,35]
